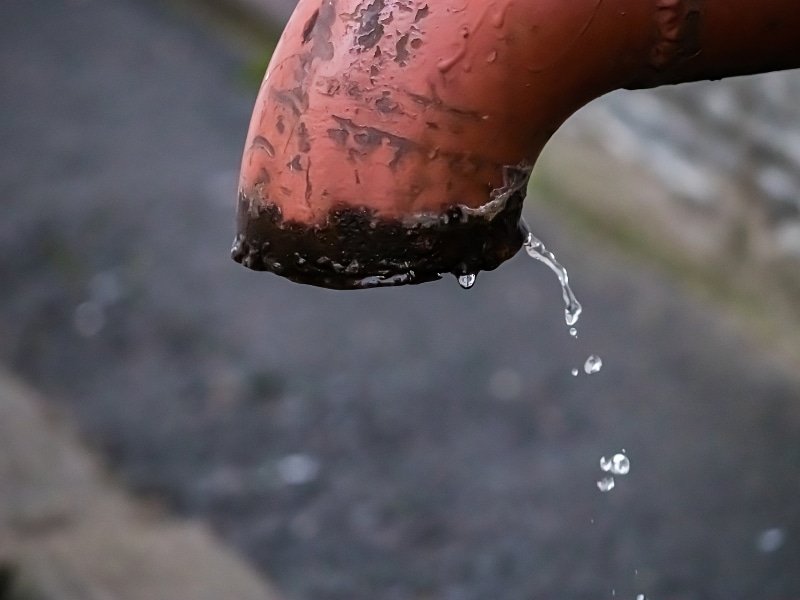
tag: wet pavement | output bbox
[2,1,800,599]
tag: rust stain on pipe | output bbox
[234,0,800,289]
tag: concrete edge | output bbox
[0,368,283,600]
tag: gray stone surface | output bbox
[2,1,800,600]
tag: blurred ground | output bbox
[1,1,800,600]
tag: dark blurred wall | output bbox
[542,72,800,325]
[573,75,800,261]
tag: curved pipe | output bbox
[233,0,800,289]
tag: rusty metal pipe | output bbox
[233,0,800,289]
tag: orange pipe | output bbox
[233,0,800,289]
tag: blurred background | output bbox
[1,1,799,599]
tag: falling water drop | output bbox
[611,453,630,475]
[596,476,615,492]
[637,595,646,600]
[521,227,582,327]
[569,327,578,338]
[601,453,630,475]
[457,273,476,289]
[571,368,579,377]
[584,355,603,374]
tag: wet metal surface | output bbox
[232,165,529,288]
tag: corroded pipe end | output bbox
[233,0,800,290]
[232,164,530,290]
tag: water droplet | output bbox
[74,301,105,337]
[566,310,581,327]
[597,476,615,492]
[584,354,603,374]
[612,453,630,475]
[521,227,582,328]
[636,595,646,600]
[276,454,320,486]
[458,273,476,289]
[571,368,579,377]
[231,234,246,260]
[756,528,785,553]
[490,5,507,28]
[600,453,630,475]
[615,454,631,474]
[569,327,578,338]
